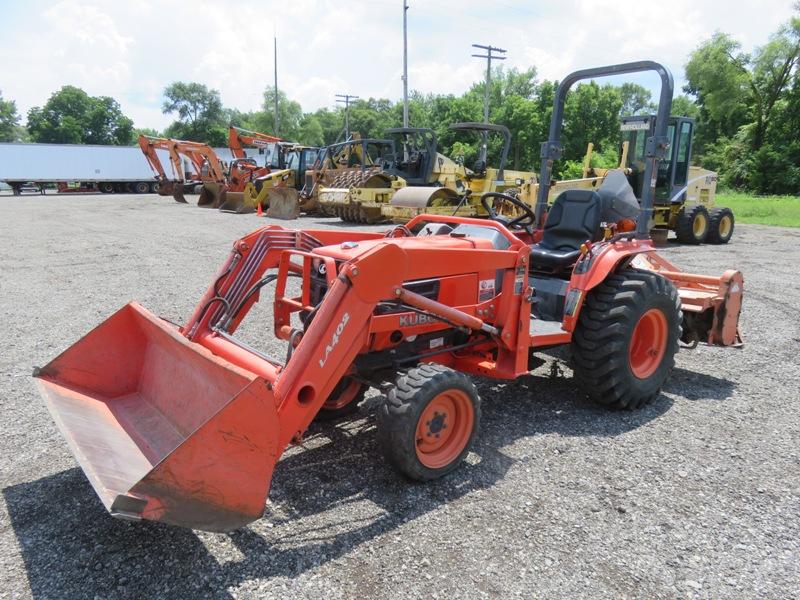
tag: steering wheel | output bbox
[480,192,536,232]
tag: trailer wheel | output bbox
[572,268,681,409]
[675,205,709,244]
[98,182,114,194]
[707,207,734,244]
[150,182,160,194]
[134,181,150,194]
[315,377,366,421]
[378,364,480,480]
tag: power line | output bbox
[471,43,506,161]
[335,94,360,140]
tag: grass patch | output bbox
[716,192,800,227]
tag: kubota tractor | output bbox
[34,61,743,533]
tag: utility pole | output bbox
[273,36,280,136]
[402,0,409,128]
[471,43,506,161]
[335,94,359,139]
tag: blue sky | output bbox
[0,0,795,130]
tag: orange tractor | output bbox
[35,62,743,532]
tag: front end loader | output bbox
[34,61,744,533]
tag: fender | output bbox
[562,237,654,331]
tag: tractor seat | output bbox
[529,189,603,272]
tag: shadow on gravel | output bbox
[664,367,737,401]
[4,369,670,599]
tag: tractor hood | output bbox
[311,234,498,262]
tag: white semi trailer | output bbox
[0,143,265,195]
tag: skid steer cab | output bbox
[33,61,744,533]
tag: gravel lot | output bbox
[1,193,798,599]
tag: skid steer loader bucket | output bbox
[266,188,301,220]
[218,191,253,214]
[33,303,280,532]
[198,183,226,208]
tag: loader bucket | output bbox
[33,303,280,532]
[266,188,301,220]
[218,191,253,214]
[198,183,226,208]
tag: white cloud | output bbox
[0,0,795,131]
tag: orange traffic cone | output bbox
[256,202,263,217]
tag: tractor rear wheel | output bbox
[707,207,734,244]
[572,268,681,409]
[378,364,480,480]
[675,205,710,244]
[315,377,366,421]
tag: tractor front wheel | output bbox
[378,364,480,480]
[676,205,710,244]
[572,268,681,409]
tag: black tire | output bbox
[150,182,159,193]
[377,364,480,481]
[572,268,681,409]
[134,181,150,194]
[675,205,710,244]
[98,182,115,194]
[315,377,366,421]
[707,207,734,244]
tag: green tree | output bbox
[619,83,656,116]
[297,114,325,146]
[254,87,303,141]
[562,82,623,164]
[670,95,700,119]
[686,9,800,192]
[162,82,226,145]
[684,33,754,148]
[27,86,133,144]
[0,91,21,142]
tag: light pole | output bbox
[402,0,409,128]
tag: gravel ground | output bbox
[0,193,798,599]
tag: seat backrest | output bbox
[541,189,603,251]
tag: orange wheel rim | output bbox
[629,309,668,379]
[415,389,473,469]
[323,378,361,410]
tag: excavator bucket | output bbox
[172,183,188,204]
[198,183,226,208]
[33,302,280,532]
[155,181,188,204]
[265,188,301,220]
[218,192,253,214]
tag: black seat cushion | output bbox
[529,189,602,271]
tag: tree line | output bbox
[0,8,797,194]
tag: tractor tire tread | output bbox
[707,207,734,244]
[676,205,710,244]
[572,268,681,410]
[378,364,480,481]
